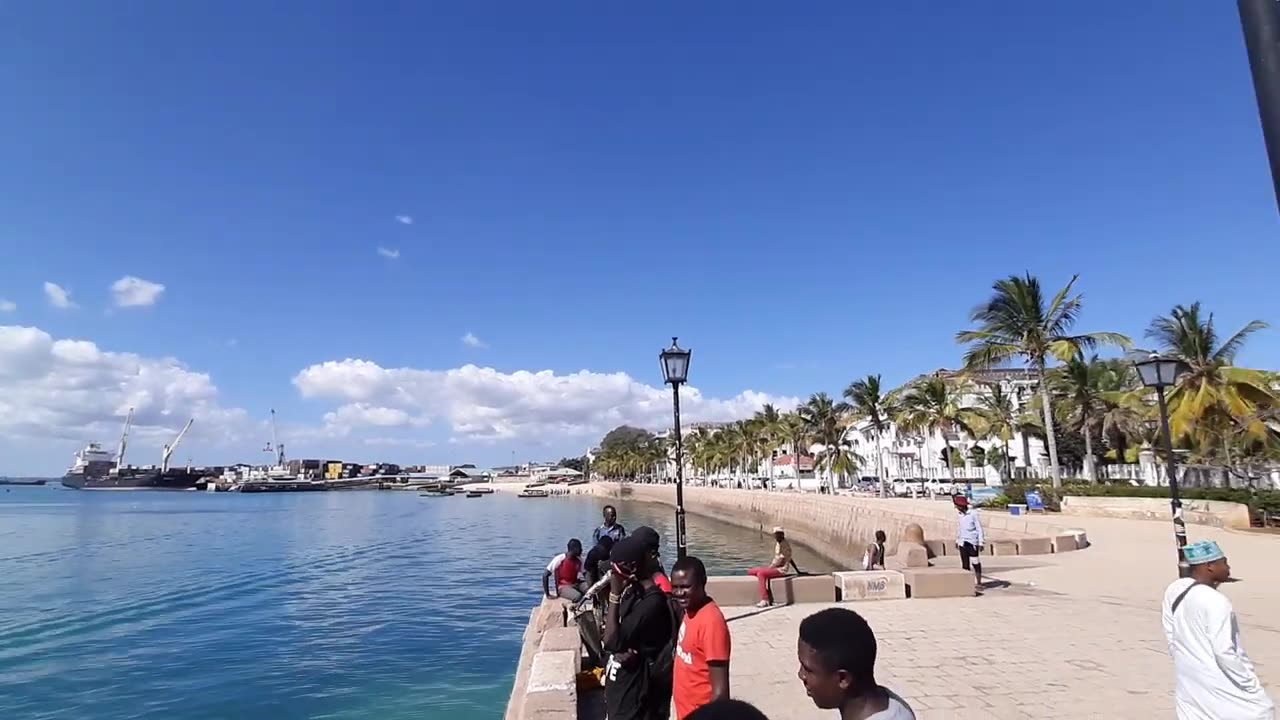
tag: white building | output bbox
[844,368,1049,484]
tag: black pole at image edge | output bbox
[673,383,687,561]
[1239,0,1280,214]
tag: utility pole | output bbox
[1239,0,1280,214]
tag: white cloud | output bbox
[377,246,400,260]
[0,299,15,313]
[110,276,166,308]
[0,325,250,453]
[363,437,435,449]
[461,332,487,349]
[292,359,799,443]
[395,215,413,225]
[43,282,77,309]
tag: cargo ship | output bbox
[62,410,205,490]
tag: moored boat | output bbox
[62,412,204,491]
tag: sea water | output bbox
[0,487,833,719]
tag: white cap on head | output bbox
[772,526,785,533]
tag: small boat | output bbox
[517,489,549,498]
[468,486,495,494]
[465,491,483,498]
[420,491,451,498]
[526,481,547,489]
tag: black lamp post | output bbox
[660,337,692,560]
[1132,351,1190,578]
[1239,0,1280,215]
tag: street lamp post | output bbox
[1132,352,1190,578]
[660,337,692,561]
[1239,0,1280,215]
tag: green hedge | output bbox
[992,481,1280,517]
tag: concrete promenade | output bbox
[585,485,1280,718]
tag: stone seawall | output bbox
[505,598,581,720]
[1060,495,1251,529]
[581,483,1087,568]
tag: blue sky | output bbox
[1,2,1276,474]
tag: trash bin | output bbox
[1009,504,1027,516]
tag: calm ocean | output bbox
[0,487,832,720]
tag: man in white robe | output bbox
[1162,540,1274,719]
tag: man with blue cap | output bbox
[1161,540,1274,719]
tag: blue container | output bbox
[1009,504,1026,516]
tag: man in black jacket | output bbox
[603,535,675,720]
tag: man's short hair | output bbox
[798,608,877,680]
[603,504,617,514]
[567,538,582,553]
[671,556,707,585]
[686,699,770,720]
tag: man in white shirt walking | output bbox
[953,495,984,592]
[1162,540,1274,720]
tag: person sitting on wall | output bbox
[543,538,586,601]
[745,526,793,608]
[584,535,615,588]
[861,530,887,571]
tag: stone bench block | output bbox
[768,574,837,605]
[1017,537,1053,555]
[834,570,907,601]
[1053,534,1079,553]
[538,626,580,654]
[526,649,577,694]
[990,540,1019,556]
[706,576,764,607]
[520,682,577,720]
[901,568,976,598]
[924,539,947,558]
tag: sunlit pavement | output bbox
[720,509,1280,719]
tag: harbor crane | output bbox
[161,419,195,472]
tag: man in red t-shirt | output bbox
[543,538,586,601]
[671,556,731,720]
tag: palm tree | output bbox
[754,404,784,488]
[779,412,810,487]
[799,393,851,489]
[972,382,1016,481]
[844,374,893,497]
[956,273,1131,487]
[1146,303,1275,452]
[1050,353,1111,481]
[815,442,862,490]
[894,376,980,491]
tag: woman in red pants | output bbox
[746,526,793,608]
